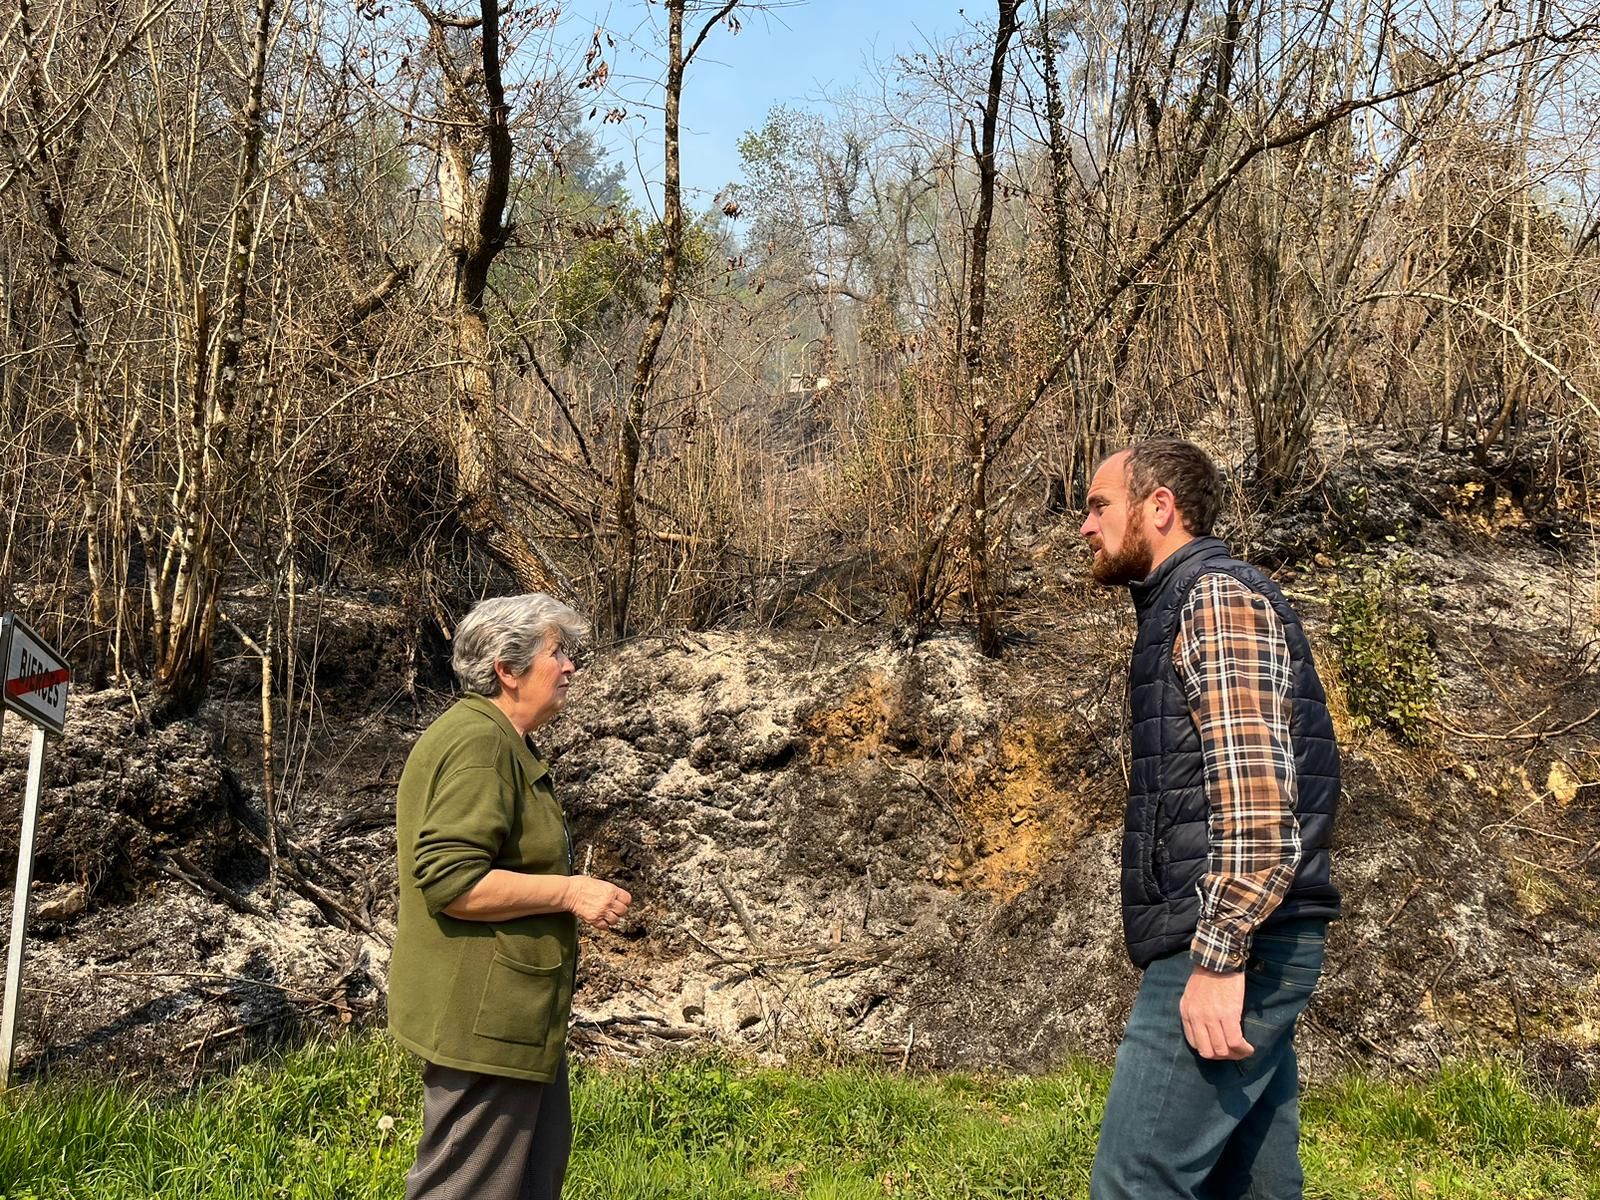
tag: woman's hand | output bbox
[564,875,633,930]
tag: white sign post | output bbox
[0,613,70,1090]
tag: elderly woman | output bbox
[389,593,631,1200]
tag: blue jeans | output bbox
[1091,919,1327,1200]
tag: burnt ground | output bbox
[2,443,1599,1101]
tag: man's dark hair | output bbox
[1126,438,1222,536]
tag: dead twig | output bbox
[892,765,971,845]
[1381,879,1427,930]
[180,1012,294,1054]
[228,791,356,886]
[802,589,860,625]
[681,926,742,965]
[1424,939,1459,1004]
[1508,975,1526,1047]
[1304,1014,1423,1076]
[714,868,767,953]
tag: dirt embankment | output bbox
[3,448,1599,1100]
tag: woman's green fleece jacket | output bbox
[388,694,576,1082]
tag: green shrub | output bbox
[1328,549,1440,744]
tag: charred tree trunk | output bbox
[425,0,560,597]
[151,0,277,713]
[939,2,1020,655]
[1037,1,1099,508]
[14,0,111,687]
[607,0,740,639]
[905,2,1021,648]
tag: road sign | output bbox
[0,614,69,736]
[0,612,69,1090]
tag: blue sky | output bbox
[550,1,978,212]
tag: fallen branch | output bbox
[233,822,375,933]
[92,967,370,1015]
[160,851,265,918]
[227,790,355,884]
[681,927,739,963]
[574,1013,699,1042]
[682,923,893,975]
[1432,706,1600,743]
[228,804,377,934]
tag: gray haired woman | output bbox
[389,593,631,1200]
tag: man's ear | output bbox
[1150,486,1180,535]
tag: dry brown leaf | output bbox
[1547,760,1581,806]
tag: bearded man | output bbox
[1080,439,1341,1200]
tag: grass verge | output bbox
[0,1036,1595,1198]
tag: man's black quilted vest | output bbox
[1121,536,1341,968]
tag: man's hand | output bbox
[564,876,633,931]
[1180,964,1253,1060]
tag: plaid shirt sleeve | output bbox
[1173,572,1302,973]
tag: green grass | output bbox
[0,1037,1595,1198]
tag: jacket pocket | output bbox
[471,952,563,1045]
[1143,793,1177,900]
[1136,828,1166,902]
[1150,835,1170,899]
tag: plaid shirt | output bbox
[1173,572,1302,973]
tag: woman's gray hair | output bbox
[451,593,590,696]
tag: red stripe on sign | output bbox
[5,668,69,699]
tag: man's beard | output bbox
[1091,512,1155,586]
